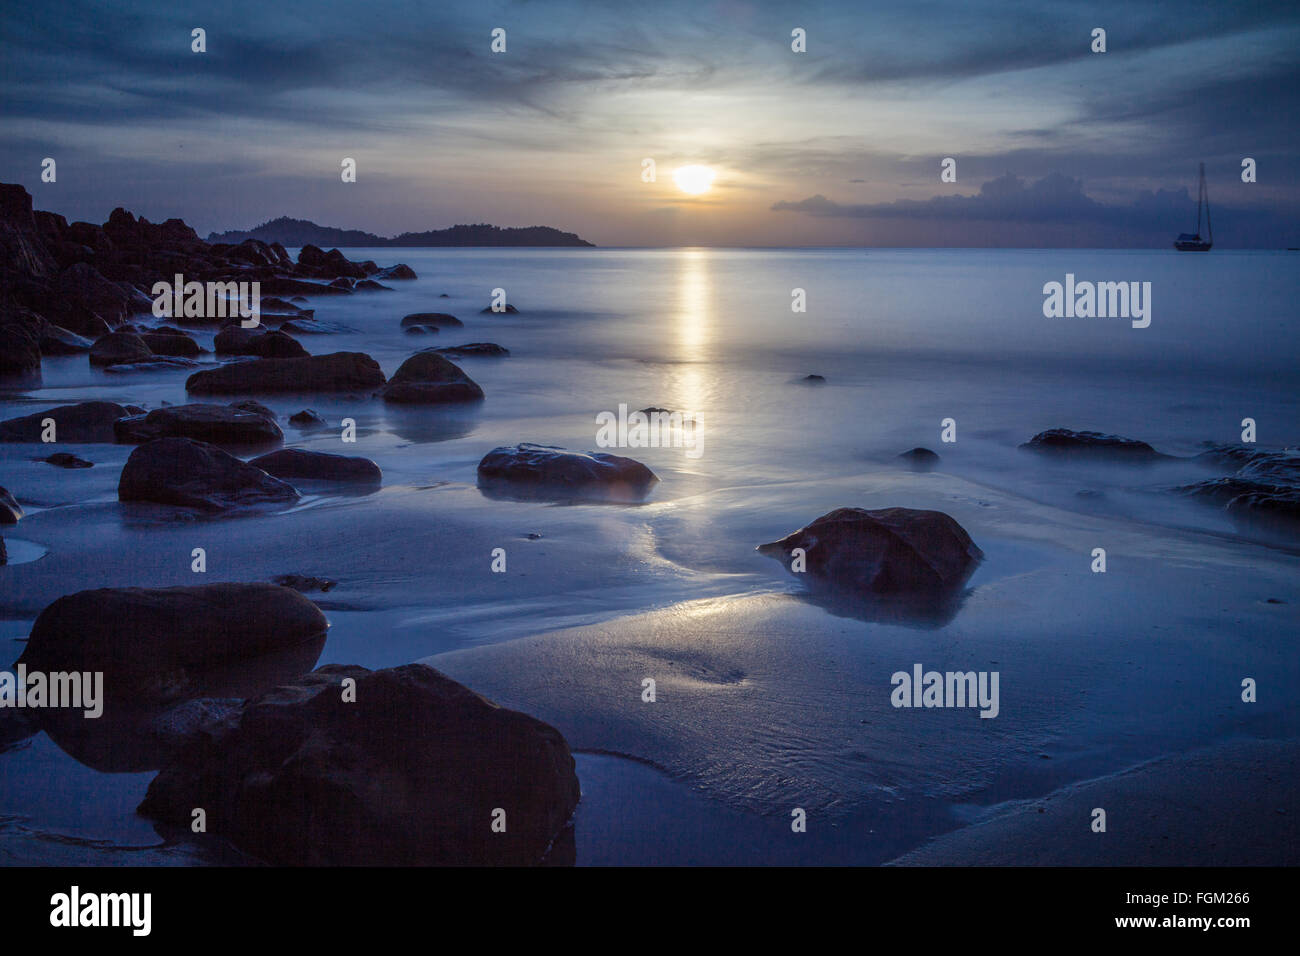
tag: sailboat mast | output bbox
[1203,163,1212,243]
[1196,162,1204,235]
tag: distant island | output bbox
[207,217,595,248]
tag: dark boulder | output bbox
[249,449,381,485]
[119,437,299,511]
[480,304,519,314]
[1020,428,1168,461]
[138,329,201,357]
[380,352,484,404]
[288,409,326,428]
[477,443,658,502]
[138,663,581,865]
[214,326,308,358]
[114,403,283,446]
[89,331,153,367]
[18,583,328,703]
[757,507,983,594]
[297,245,327,269]
[0,401,134,442]
[186,352,385,395]
[377,263,416,280]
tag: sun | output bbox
[673,165,715,195]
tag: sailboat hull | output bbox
[1174,240,1212,251]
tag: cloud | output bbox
[771,172,1300,246]
[773,173,1107,221]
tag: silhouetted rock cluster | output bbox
[0,182,415,383]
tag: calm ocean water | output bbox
[2,247,1298,864]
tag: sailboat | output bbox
[1174,163,1213,251]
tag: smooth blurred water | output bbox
[2,248,1298,865]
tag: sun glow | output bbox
[673,165,715,195]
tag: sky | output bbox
[2,0,1298,247]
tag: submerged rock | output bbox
[897,447,940,472]
[758,507,983,594]
[1178,444,1300,528]
[400,312,463,329]
[480,303,519,314]
[1020,428,1168,461]
[186,352,385,395]
[380,352,484,404]
[0,401,134,442]
[249,449,381,485]
[119,437,299,511]
[430,343,510,357]
[114,403,283,446]
[18,583,328,703]
[477,443,658,501]
[271,573,337,593]
[38,452,93,469]
[138,663,580,866]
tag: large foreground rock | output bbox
[1020,428,1167,461]
[114,403,283,445]
[477,443,658,501]
[119,437,299,511]
[18,584,328,703]
[380,352,483,404]
[138,663,581,865]
[186,352,385,394]
[0,400,135,442]
[249,448,381,484]
[758,507,983,594]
